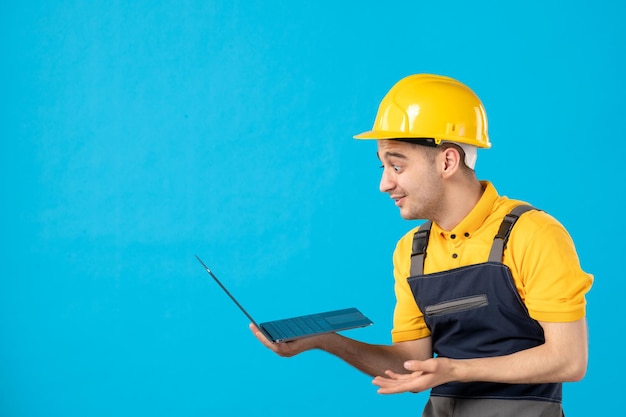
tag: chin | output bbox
[399,208,421,221]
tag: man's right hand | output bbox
[249,323,328,357]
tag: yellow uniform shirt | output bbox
[391,181,593,343]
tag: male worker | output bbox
[251,74,592,417]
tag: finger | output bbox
[372,371,413,388]
[384,369,404,378]
[404,360,423,371]
[373,376,412,394]
[249,323,275,349]
[372,376,403,389]
[377,383,419,395]
[384,369,422,381]
[372,375,393,385]
[404,358,439,373]
[376,376,423,394]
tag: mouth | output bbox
[390,195,405,207]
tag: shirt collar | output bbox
[432,181,498,239]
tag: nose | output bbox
[379,167,395,193]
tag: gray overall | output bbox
[408,205,564,417]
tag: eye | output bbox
[380,164,403,172]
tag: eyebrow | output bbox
[376,151,409,161]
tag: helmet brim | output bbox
[353,130,418,140]
[353,130,491,149]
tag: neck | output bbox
[435,178,484,231]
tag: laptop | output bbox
[195,255,373,343]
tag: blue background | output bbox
[1,1,622,415]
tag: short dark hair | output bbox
[394,139,473,173]
[430,143,474,175]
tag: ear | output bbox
[440,146,462,178]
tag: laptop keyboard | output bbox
[264,315,333,340]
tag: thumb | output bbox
[404,360,422,371]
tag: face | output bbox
[377,140,444,220]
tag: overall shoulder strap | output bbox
[410,221,432,277]
[487,205,538,263]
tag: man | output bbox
[251,74,592,417]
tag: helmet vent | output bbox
[446,122,464,136]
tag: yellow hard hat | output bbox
[354,74,490,149]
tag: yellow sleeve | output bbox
[506,210,593,322]
[391,228,431,343]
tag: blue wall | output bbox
[1,1,622,415]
